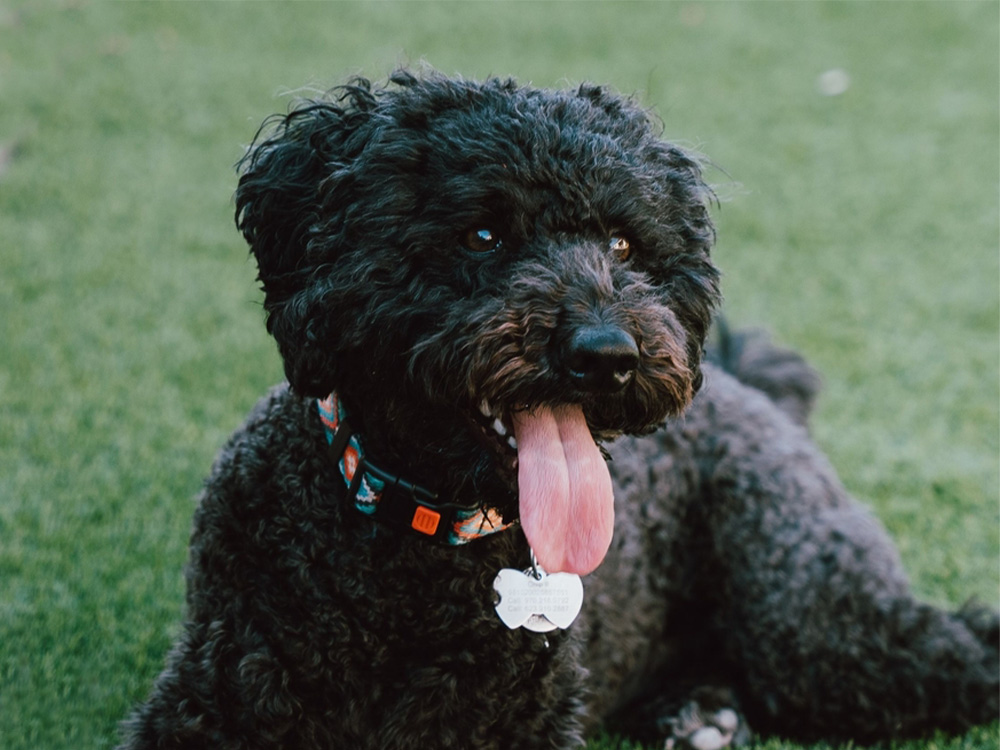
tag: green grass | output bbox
[0,2,996,748]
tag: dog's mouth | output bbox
[474,400,614,576]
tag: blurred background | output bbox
[1,3,996,748]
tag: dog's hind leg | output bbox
[694,376,999,742]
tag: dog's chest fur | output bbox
[184,385,590,746]
[181,381,727,746]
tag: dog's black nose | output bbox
[565,325,640,393]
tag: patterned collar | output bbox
[317,393,516,544]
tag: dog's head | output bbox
[236,71,719,573]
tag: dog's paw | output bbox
[661,701,747,750]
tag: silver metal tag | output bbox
[493,557,584,633]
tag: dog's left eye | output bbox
[462,228,503,255]
[609,235,632,262]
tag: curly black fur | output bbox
[120,71,998,749]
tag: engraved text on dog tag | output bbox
[493,565,584,633]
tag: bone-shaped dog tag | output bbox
[493,565,584,633]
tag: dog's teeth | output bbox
[479,401,492,418]
[507,436,517,450]
[492,418,507,437]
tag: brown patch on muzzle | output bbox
[465,244,698,434]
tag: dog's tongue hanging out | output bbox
[512,405,614,575]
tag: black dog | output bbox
[120,71,998,749]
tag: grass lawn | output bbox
[1,2,996,749]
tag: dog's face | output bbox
[236,71,719,573]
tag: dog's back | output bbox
[706,321,821,429]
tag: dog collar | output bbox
[317,393,515,544]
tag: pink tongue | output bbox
[512,405,614,575]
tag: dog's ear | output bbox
[234,82,379,395]
[235,82,378,284]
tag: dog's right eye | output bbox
[461,228,503,255]
[609,235,632,262]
